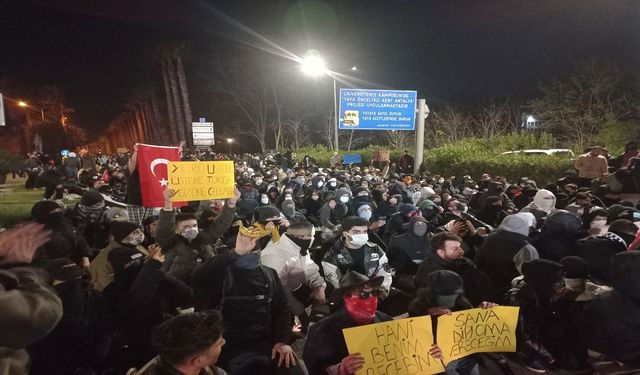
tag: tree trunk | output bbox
[161,60,179,144]
[175,54,193,147]
[167,57,186,145]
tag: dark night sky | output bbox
[1,0,638,137]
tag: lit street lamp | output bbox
[300,50,355,151]
[226,138,234,154]
[16,100,44,121]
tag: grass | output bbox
[0,176,44,227]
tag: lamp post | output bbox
[17,100,44,121]
[300,50,356,152]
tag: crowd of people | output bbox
[2,142,640,375]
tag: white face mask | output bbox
[340,195,350,203]
[261,197,269,204]
[285,195,293,200]
[359,210,372,221]
[317,181,324,187]
[438,178,445,184]
[311,195,319,201]
[330,181,337,187]
[255,179,262,185]
[181,227,199,241]
[125,232,145,246]
[348,233,369,247]
[590,219,607,229]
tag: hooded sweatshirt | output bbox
[521,189,556,215]
[476,214,539,291]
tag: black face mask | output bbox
[289,235,312,256]
[45,212,64,229]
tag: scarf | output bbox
[239,223,281,242]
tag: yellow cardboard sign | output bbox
[342,316,445,375]
[437,306,519,364]
[167,161,235,201]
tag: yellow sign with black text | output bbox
[342,316,445,375]
[167,161,235,201]
[437,306,519,364]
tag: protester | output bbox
[574,146,609,187]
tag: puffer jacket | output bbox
[579,251,640,366]
[530,210,585,262]
[156,205,235,282]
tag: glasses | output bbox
[350,288,384,299]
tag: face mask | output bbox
[438,178,445,184]
[389,198,398,205]
[359,210,372,221]
[348,233,369,247]
[289,236,313,256]
[329,181,337,187]
[311,195,319,201]
[436,293,460,309]
[343,294,378,324]
[317,181,324,187]
[235,252,260,270]
[590,219,607,229]
[285,195,292,200]
[261,197,269,204]
[340,196,350,203]
[45,211,64,228]
[126,232,145,246]
[181,227,199,241]
[433,198,441,204]
[255,179,262,185]
[413,224,428,237]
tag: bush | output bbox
[423,133,573,184]
[293,133,575,184]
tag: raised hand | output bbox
[0,223,52,265]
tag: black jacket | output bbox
[574,233,627,284]
[579,251,640,366]
[415,252,493,306]
[302,308,392,375]
[476,229,538,292]
[192,251,292,348]
[530,211,585,262]
[33,222,91,265]
[386,217,430,276]
[103,259,193,345]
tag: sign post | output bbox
[414,99,429,174]
[191,118,214,148]
[0,93,5,127]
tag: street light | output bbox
[16,100,44,121]
[226,138,234,154]
[300,50,354,151]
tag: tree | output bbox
[531,59,638,149]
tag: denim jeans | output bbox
[445,355,480,375]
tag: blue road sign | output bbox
[339,89,417,130]
[343,153,362,164]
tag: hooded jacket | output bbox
[476,214,539,291]
[574,232,628,284]
[579,251,640,366]
[531,210,584,262]
[386,217,430,276]
[520,189,556,215]
[475,181,515,212]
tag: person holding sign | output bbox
[303,273,392,375]
[409,270,498,375]
[155,187,239,283]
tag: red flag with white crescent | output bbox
[137,144,181,208]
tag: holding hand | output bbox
[429,344,444,360]
[148,244,165,263]
[234,233,257,255]
[339,353,365,375]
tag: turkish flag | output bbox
[137,144,181,208]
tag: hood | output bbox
[408,216,428,231]
[516,212,536,228]
[610,251,640,301]
[544,209,583,234]
[420,187,436,198]
[236,199,258,220]
[607,204,637,223]
[336,188,351,199]
[499,214,530,236]
[533,189,556,213]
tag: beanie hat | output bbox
[428,270,464,295]
[258,206,281,222]
[109,221,141,243]
[522,259,564,289]
[559,256,589,279]
[31,200,62,223]
[399,203,418,217]
[45,258,83,282]
[80,190,104,206]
